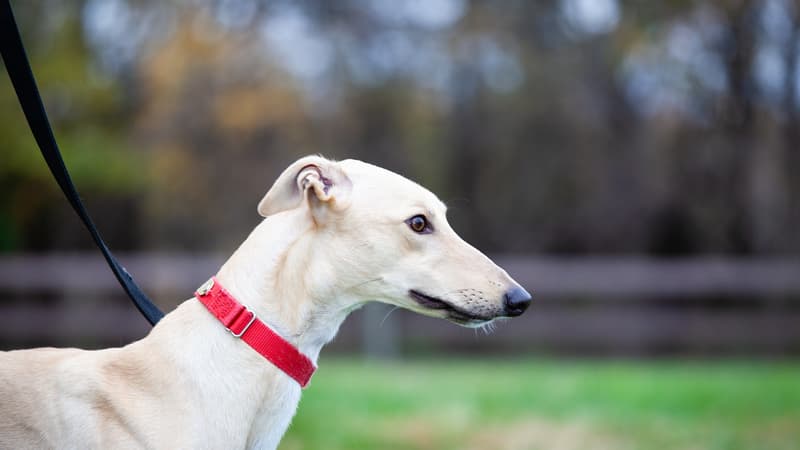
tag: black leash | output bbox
[0,1,165,326]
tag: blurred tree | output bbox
[1,0,799,256]
[1,0,145,251]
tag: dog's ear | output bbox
[258,155,352,219]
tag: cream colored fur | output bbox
[0,156,528,449]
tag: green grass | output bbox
[282,358,800,450]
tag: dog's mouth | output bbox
[408,289,492,325]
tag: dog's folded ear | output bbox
[258,155,352,219]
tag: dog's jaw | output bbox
[408,289,497,325]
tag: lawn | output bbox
[281,358,800,450]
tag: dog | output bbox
[0,155,531,449]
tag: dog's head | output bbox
[258,155,531,327]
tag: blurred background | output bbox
[1,0,799,448]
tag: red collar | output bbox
[194,277,316,387]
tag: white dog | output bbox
[0,156,531,449]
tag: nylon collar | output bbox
[194,277,316,387]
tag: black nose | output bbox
[503,286,532,317]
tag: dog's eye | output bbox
[406,215,432,234]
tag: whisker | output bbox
[478,321,497,335]
[346,277,383,290]
[442,289,463,296]
[379,306,401,327]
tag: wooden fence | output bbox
[1,253,799,356]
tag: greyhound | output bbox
[0,155,531,449]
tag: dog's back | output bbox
[0,347,161,449]
[1,348,82,448]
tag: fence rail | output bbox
[1,253,799,355]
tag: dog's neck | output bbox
[141,210,360,448]
[214,210,354,362]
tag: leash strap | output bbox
[0,1,165,326]
[195,277,316,387]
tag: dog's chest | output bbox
[246,386,302,450]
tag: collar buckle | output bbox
[229,308,257,338]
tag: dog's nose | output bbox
[503,286,532,317]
